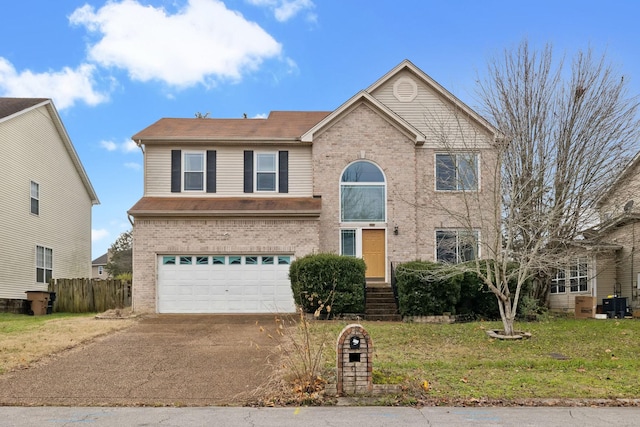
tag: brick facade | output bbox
[132,218,319,313]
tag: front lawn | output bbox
[0,313,136,374]
[303,317,640,401]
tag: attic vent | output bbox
[393,77,418,102]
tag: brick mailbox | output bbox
[336,323,373,395]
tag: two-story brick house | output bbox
[128,60,498,314]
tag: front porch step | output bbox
[365,283,401,322]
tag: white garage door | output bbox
[157,255,296,314]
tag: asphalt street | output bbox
[2,406,640,427]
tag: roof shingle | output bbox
[131,111,331,142]
[0,98,49,120]
[128,196,322,217]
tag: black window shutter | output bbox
[244,150,254,193]
[171,150,181,193]
[278,150,288,193]
[206,150,216,193]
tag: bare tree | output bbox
[469,40,640,335]
[415,40,640,336]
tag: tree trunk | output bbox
[498,298,516,336]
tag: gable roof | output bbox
[301,59,496,143]
[301,91,426,144]
[0,98,100,205]
[367,59,497,136]
[0,98,49,120]
[132,111,331,143]
[92,253,108,265]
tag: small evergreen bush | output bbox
[289,253,365,317]
[394,261,462,316]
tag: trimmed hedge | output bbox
[395,261,462,316]
[395,260,532,319]
[289,253,366,317]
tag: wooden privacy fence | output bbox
[48,278,132,313]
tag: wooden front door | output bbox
[362,229,385,279]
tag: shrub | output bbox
[289,253,365,317]
[456,261,533,320]
[394,261,463,316]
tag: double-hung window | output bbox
[256,153,277,192]
[30,181,39,215]
[171,150,216,193]
[183,152,204,191]
[36,245,52,283]
[436,153,478,191]
[436,229,479,263]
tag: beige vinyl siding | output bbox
[144,145,313,197]
[0,106,93,300]
[371,70,493,149]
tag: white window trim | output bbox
[435,229,480,263]
[340,228,363,257]
[255,151,278,193]
[30,180,39,216]
[434,152,480,192]
[36,245,53,283]
[182,151,206,192]
[339,160,387,224]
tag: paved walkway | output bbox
[0,314,280,406]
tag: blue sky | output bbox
[1,0,639,259]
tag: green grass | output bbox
[0,312,92,333]
[307,318,640,400]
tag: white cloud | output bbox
[100,140,118,151]
[253,113,268,118]
[100,138,140,153]
[247,0,315,22]
[124,162,141,170]
[92,228,110,242]
[123,139,139,153]
[0,58,108,110]
[69,0,282,88]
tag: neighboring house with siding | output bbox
[128,60,498,314]
[91,252,110,279]
[0,98,99,312]
[551,153,640,314]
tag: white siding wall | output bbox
[144,145,313,197]
[0,107,93,299]
[371,70,494,149]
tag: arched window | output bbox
[340,161,386,222]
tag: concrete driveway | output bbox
[0,314,282,406]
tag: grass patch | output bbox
[0,312,136,374]
[310,318,640,400]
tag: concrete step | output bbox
[364,283,400,321]
[365,313,402,322]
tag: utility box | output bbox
[574,296,596,319]
[336,323,373,395]
[25,291,50,316]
